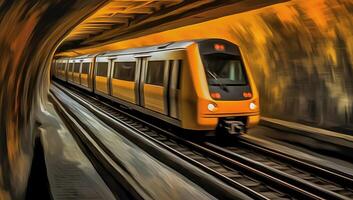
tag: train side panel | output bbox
[103,49,185,126]
[111,79,136,104]
[143,84,165,114]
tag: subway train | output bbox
[52,39,260,134]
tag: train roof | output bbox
[100,40,195,57]
[57,38,236,60]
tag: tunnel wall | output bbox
[227,0,353,131]
[0,1,106,199]
[68,0,353,132]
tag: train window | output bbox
[113,62,135,81]
[96,62,108,76]
[146,61,165,86]
[81,62,90,74]
[73,63,80,73]
[203,54,247,85]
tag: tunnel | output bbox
[0,0,352,199]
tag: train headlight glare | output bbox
[207,103,217,112]
[249,102,256,110]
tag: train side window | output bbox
[73,63,80,73]
[96,62,108,76]
[146,61,165,86]
[113,62,136,81]
[81,62,90,74]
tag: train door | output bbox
[80,58,91,87]
[94,57,110,95]
[73,60,81,84]
[67,60,74,82]
[111,55,137,104]
[167,60,182,119]
[136,56,147,107]
[90,56,97,92]
[140,57,170,115]
[107,58,114,96]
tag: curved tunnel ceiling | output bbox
[58,0,288,53]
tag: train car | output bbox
[53,39,260,134]
[66,56,95,92]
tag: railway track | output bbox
[52,81,353,200]
[203,140,353,199]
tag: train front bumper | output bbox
[198,98,260,129]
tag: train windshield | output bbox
[203,53,247,86]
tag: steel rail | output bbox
[48,92,146,200]
[50,83,253,200]
[52,81,347,199]
[202,142,353,200]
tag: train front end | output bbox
[190,39,260,134]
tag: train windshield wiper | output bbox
[207,70,228,92]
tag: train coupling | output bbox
[220,120,246,135]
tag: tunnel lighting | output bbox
[249,102,257,110]
[207,103,217,112]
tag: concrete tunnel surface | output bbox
[0,0,352,199]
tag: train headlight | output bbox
[207,103,217,112]
[249,102,257,110]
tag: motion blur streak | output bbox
[0,1,106,199]
[62,0,353,131]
